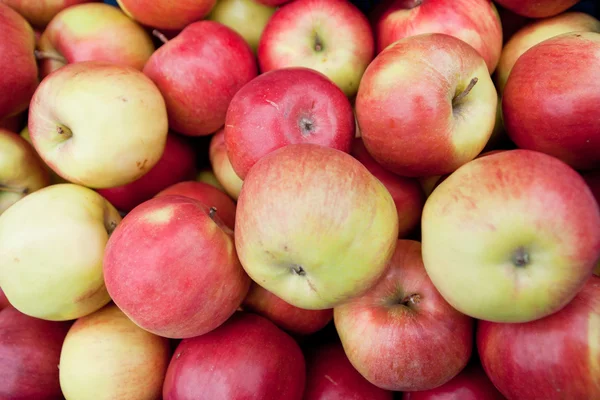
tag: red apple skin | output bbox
[0,111,26,133]
[372,0,503,73]
[103,195,251,339]
[242,282,333,336]
[156,181,236,230]
[0,0,96,29]
[224,67,355,180]
[0,305,71,400]
[493,0,580,18]
[503,32,600,171]
[143,20,257,137]
[96,133,197,213]
[162,311,306,400]
[477,275,600,400]
[304,341,394,400]
[0,288,9,309]
[351,138,425,238]
[334,240,474,392]
[117,0,216,31]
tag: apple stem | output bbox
[512,247,530,267]
[400,0,423,9]
[0,184,28,194]
[402,293,421,306]
[34,50,67,64]
[152,29,169,45]
[209,206,218,220]
[105,220,118,235]
[453,77,479,105]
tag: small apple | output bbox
[493,0,580,18]
[117,0,216,30]
[0,0,96,28]
[209,129,244,200]
[196,168,226,193]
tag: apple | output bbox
[162,311,306,400]
[208,0,276,53]
[103,195,251,339]
[20,126,69,185]
[196,168,226,192]
[143,20,257,137]
[0,305,71,400]
[351,138,425,238]
[96,133,197,213]
[502,32,600,171]
[0,129,50,215]
[257,0,374,97]
[59,303,171,400]
[0,183,120,321]
[477,275,600,399]
[209,129,244,200]
[0,0,96,28]
[0,3,38,121]
[156,181,237,230]
[235,143,399,310]
[36,3,155,79]
[582,169,600,277]
[28,60,169,189]
[334,239,474,391]
[495,12,600,94]
[0,288,9,309]
[224,67,355,180]
[421,149,600,323]
[117,0,215,30]
[356,33,498,178]
[493,0,580,18]
[303,341,394,400]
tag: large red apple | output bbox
[162,311,306,400]
[477,275,600,399]
[224,67,355,180]
[143,20,257,137]
[334,239,474,391]
[493,0,580,18]
[117,0,216,30]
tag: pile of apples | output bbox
[1,0,600,399]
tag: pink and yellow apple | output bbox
[493,0,580,18]
[117,0,216,30]
[0,0,95,28]
[209,129,244,200]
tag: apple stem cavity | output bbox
[400,0,423,9]
[152,29,170,45]
[208,206,218,221]
[299,117,316,136]
[453,77,479,105]
[401,293,422,307]
[290,264,306,276]
[0,184,28,194]
[512,247,530,268]
[105,220,118,235]
[55,125,73,140]
[313,34,324,52]
[34,50,67,64]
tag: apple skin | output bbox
[28,61,169,189]
[493,0,580,18]
[372,0,503,73]
[0,0,96,28]
[421,149,600,323]
[103,195,251,339]
[96,133,197,213]
[503,32,600,171]
[582,169,600,276]
[196,168,227,192]
[257,0,374,97]
[163,311,306,400]
[334,239,474,391]
[0,3,39,121]
[117,0,215,30]
[59,303,171,400]
[356,33,498,178]
[143,20,257,137]
[235,143,399,310]
[0,305,71,400]
[477,275,600,400]
[224,67,355,180]
[0,288,9,309]
[303,341,394,400]
[37,3,155,79]
[210,128,244,200]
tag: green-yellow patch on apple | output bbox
[143,205,176,225]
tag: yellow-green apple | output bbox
[235,143,399,310]
[303,342,394,400]
[0,129,50,215]
[496,12,600,94]
[503,32,600,171]
[257,0,374,97]
[241,282,333,336]
[20,126,69,185]
[208,0,276,53]
[356,33,498,178]
[0,0,96,28]
[28,61,169,189]
[477,275,600,400]
[36,3,155,79]
[0,183,120,321]
[196,168,227,192]
[334,239,474,391]
[352,138,425,238]
[103,195,251,338]
[493,0,580,18]
[224,67,355,180]
[117,0,216,30]
[421,149,600,323]
[162,312,306,400]
[96,133,197,213]
[0,305,71,400]
[143,21,257,137]
[156,181,237,230]
[59,303,171,400]
[372,0,503,73]
[0,3,38,121]
[209,128,244,200]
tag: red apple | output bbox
[209,128,244,200]
[0,288,9,309]
[334,239,474,391]
[96,133,197,213]
[143,20,257,136]
[117,0,216,30]
[0,305,71,400]
[372,0,503,73]
[304,341,394,400]
[477,275,600,399]
[224,67,355,180]
[493,0,580,18]
[503,32,600,171]
[0,0,96,28]
[103,195,251,339]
